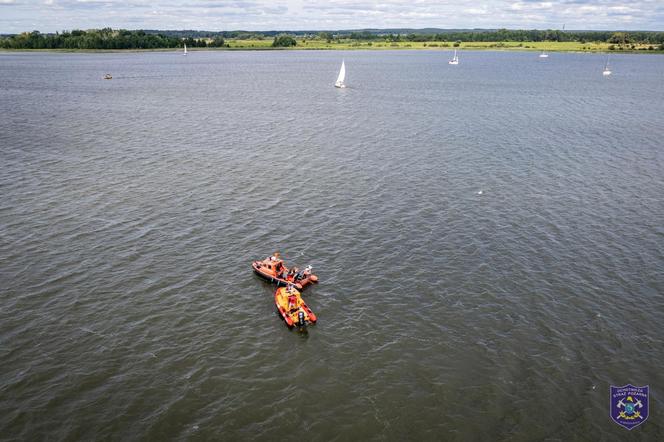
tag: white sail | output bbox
[183,43,187,55]
[335,61,346,87]
[603,55,611,76]
[449,49,459,65]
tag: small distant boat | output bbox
[539,50,549,58]
[103,74,112,80]
[603,55,612,76]
[183,43,187,56]
[334,60,346,88]
[448,49,459,65]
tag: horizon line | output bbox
[3,27,663,35]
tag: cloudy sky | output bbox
[1,0,662,33]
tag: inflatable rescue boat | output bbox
[275,286,317,328]
[252,255,318,290]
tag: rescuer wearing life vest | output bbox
[286,284,298,311]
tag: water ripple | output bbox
[1,50,663,440]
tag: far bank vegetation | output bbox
[2,28,663,52]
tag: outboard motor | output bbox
[298,311,306,327]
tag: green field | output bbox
[222,39,661,53]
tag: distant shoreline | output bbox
[2,40,664,54]
[4,29,662,53]
[2,46,663,54]
[229,39,664,53]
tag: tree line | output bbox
[2,28,663,50]
[342,29,664,45]
[0,29,226,50]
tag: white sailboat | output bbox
[334,60,346,88]
[183,43,187,56]
[448,49,459,65]
[539,50,548,58]
[603,55,612,76]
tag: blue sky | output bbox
[1,0,662,33]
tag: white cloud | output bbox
[510,2,553,12]
[0,0,662,32]
[465,7,489,15]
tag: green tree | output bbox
[318,32,332,42]
[608,32,630,45]
[209,36,226,47]
[272,35,296,47]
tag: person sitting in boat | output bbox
[294,265,308,281]
[269,252,280,261]
[287,268,297,282]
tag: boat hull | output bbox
[275,287,317,328]
[252,260,318,290]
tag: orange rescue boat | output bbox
[275,286,317,328]
[252,254,318,290]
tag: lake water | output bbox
[1,50,663,440]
